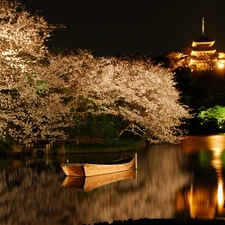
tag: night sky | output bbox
[21,0,225,57]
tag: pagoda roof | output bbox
[192,46,216,51]
[191,49,216,55]
[194,35,214,43]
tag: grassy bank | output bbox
[0,137,145,157]
[51,138,144,153]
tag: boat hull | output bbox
[60,157,135,177]
[60,163,85,176]
[62,168,135,191]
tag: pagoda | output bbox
[189,17,217,70]
[167,17,225,71]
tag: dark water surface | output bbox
[1,135,225,225]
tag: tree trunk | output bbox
[116,121,132,140]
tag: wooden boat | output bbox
[60,154,136,177]
[61,168,135,191]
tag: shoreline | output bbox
[93,218,225,225]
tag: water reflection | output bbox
[0,145,191,225]
[180,135,225,218]
[2,136,225,224]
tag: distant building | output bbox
[167,17,225,71]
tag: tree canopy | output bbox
[0,0,190,148]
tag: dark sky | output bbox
[21,0,225,57]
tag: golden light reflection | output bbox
[217,180,223,207]
[181,135,225,218]
[188,182,216,219]
[210,143,224,215]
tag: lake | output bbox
[1,135,225,225]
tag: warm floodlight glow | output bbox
[218,52,225,59]
[217,63,225,69]
[188,59,193,66]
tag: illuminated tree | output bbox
[167,51,190,70]
[58,51,190,144]
[0,0,190,148]
[0,0,69,147]
[198,105,225,128]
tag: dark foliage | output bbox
[173,68,225,134]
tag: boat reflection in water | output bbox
[179,135,225,218]
[62,168,136,191]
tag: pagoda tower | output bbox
[167,17,225,71]
[189,17,217,70]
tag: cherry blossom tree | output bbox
[55,51,190,144]
[0,0,190,149]
[0,0,70,148]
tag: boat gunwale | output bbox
[60,156,134,167]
